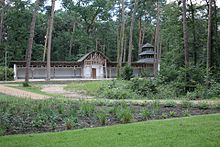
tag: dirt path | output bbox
[0,84,50,99]
[41,84,93,99]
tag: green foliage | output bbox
[197,102,209,110]
[121,65,133,80]
[79,102,95,117]
[141,108,151,120]
[181,100,193,108]
[164,101,176,107]
[0,67,13,81]
[97,80,138,99]
[96,111,108,125]
[169,111,176,117]
[22,82,30,87]
[65,117,78,130]
[114,104,133,123]
[130,78,157,97]
[182,109,191,117]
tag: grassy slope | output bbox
[0,114,220,147]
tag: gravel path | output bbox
[41,84,93,99]
[0,84,50,99]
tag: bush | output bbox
[181,100,192,108]
[141,108,151,120]
[121,65,133,80]
[164,101,176,107]
[130,78,157,97]
[208,83,220,98]
[96,111,108,125]
[79,102,95,117]
[114,104,133,123]
[97,80,138,99]
[0,66,13,81]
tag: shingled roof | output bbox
[77,51,112,63]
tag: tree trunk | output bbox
[24,0,39,83]
[123,32,127,63]
[154,1,160,76]
[128,0,138,65]
[43,16,51,61]
[117,0,125,76]
[116,1,121,76]
[206,0,213,85]
[190,0,197,65]
[46,0,55,81]
[138,16,142,55]
[69,22,76,57]
[182,0,189,67]
[0,0,5,44]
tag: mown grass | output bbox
[64,81,110,95]
[0,113,220,147]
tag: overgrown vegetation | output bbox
[0,67,13,81]
[96,78,220,100]
[0,94,220,136]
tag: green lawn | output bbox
[0,113,220,147]
[65,81,110,95]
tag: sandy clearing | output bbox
[0,84,50,99]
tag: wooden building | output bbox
[12,43,159,79]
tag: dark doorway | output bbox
[92,68,96,79]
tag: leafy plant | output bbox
[80,102,95,117]
[121,65,133,80]
[65,117,78,130]
[161,113,168,119]
[115,104,133,123]
[164,101,176,107]
[141,108,151,120]
[182,109,191,117]
[96,111,108,125]
[169,111,176,117]
[197,102,209,109]
[181,100,192,108]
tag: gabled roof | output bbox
[77,51,112,63]
[139,50,156,56]
[142,43,154,48]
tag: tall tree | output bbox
[154,0,161,75]
[206,0,213,86]
[128,0,138,65]
[0,0,5,44]
[182,0,189,67]
[117,0,125,76]
[46,0,55,80]
[24,0,40,83]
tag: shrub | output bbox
[0,66,14,81]
[197,102,209,109]
[182,109,191,117]
[115,104,133,123]
[22,82,30,87]
[164,101,176,107]
[65,117,78,130]
[181,100,192,108]
[96,111,108,125]
[130,78,157,97]
[80,102,95,117]
[208,83,220,98]
[121,65,133,80]
[169,111,176,117]
[161,113,168,119]
[141,108,151,120]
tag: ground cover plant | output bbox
[64,81,111,96]
[0,93,220,136]
[0,114,220,147]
